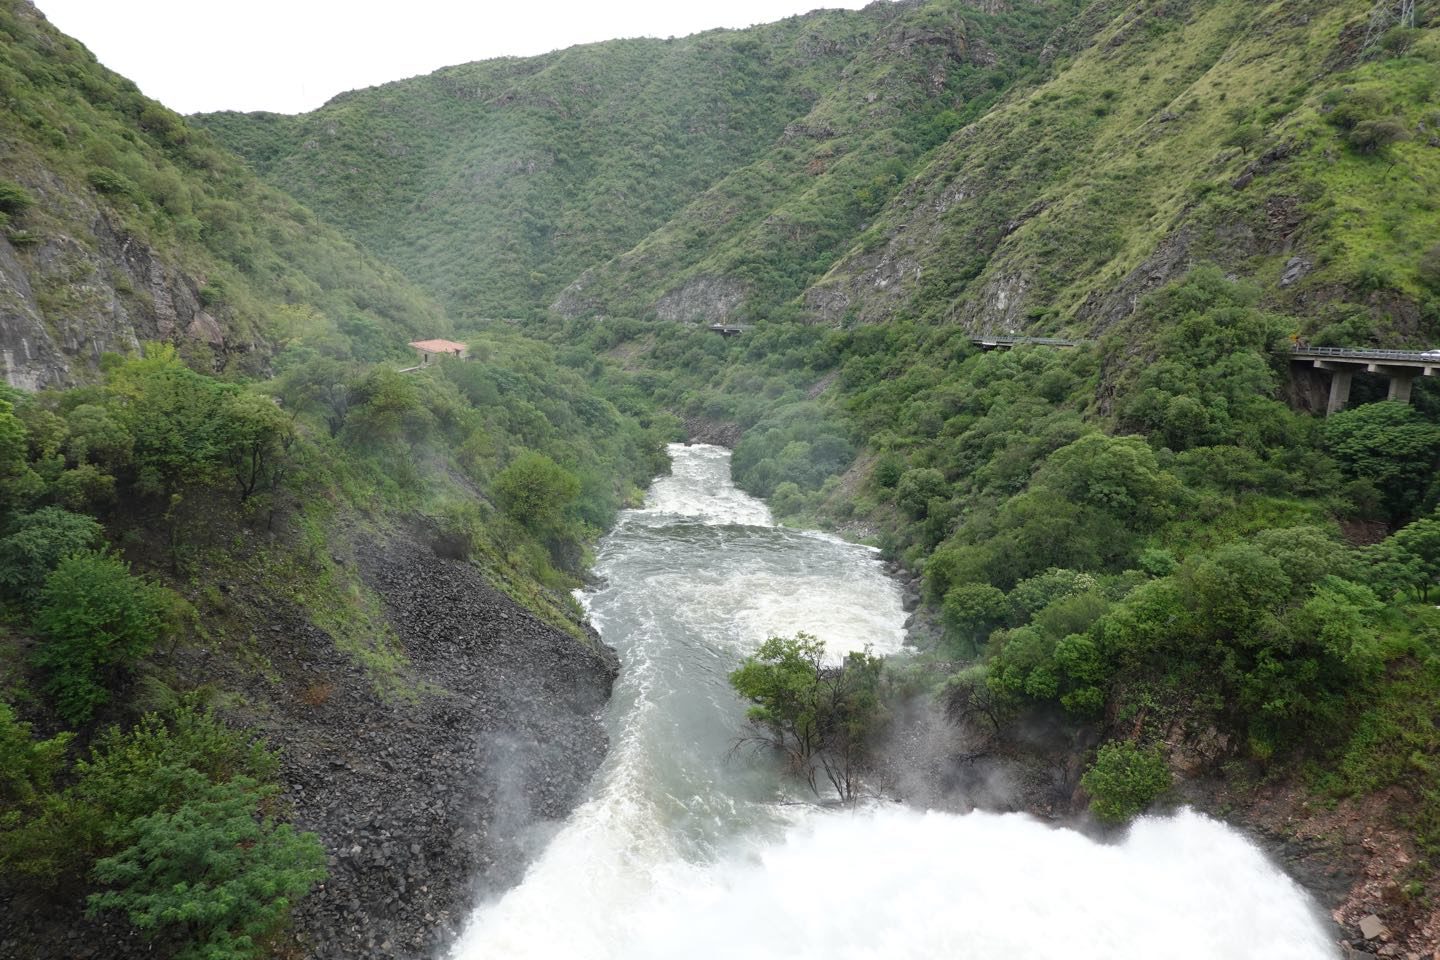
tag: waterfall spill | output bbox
[449,444,1335,960]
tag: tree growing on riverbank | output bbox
[729,633,884,801]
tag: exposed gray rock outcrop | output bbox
[0,176,256,390]
[653,275,748,325]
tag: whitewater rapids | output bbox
[449,444,1335,960]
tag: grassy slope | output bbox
[808,0,1440,340]
[197,0,1079,324]
[0,0,445,373]
[196,13,865,321]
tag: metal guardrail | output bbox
[1291,346,1440,363]
[970,338,1440,364]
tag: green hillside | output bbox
[807,0,1440,341]
[198,0,1079,323]
[8,0,1440,954]
[0,0,444,389]
[205,0,1438,343]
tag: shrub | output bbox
[0,179,34,216]
[87,168,140,200]
[493,451,581,535]
[32,552,182,725]
[0,701,72,808]
[1348,118,1411,154]
[0,507,105,604]
[1081,741,1171,823]
[895,467,948,518]
[88,774,326,960]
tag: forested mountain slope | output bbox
[198,0,1080,323]
[0,0,443,390]
[204,0,1438,345]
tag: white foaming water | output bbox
[449,444,1335,960]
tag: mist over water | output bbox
[449,444,1335,960]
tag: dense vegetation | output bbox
[0,326,668,952]
[198,0,1080,324]
[7,0,1440,951]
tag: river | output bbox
[449,443,1336,960]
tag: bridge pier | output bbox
[1309,358,1433,415]
[1314,361,1353,415]
[1369,363,1417,403]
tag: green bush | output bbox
[87,168,140,200]
[895,467,948,518]
[0,507,104,604]
[1347,118,1411,154]
[0,701,72,809]
[32,552,183,725]
[0,179,34,216]
[0,702,283,888]
[89,774,325,960]
[494,451,581,536]
[1081,741,1171,823]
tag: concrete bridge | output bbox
[1291,346,1439,414]
[969,337,1440,415]
[706,324,750,337]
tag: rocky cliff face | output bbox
[0,179,252,389]
[0,0,444,387]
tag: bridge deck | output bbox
[968,338,1440,368]
[1290,346,1440,370]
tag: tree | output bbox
[0,507,104,604]
[1323,402,1440,522]
[895,467,948,518]
[493,451,581,536]
[1226,123,1261,155]
[279,358,358,437]
[1030,434,1175,527]
[106,348,232,499]
[62,403,133,472]
[941,582,1008,656]
[215,393,294,505]
[32,552,182,725]
[1081,741,1171,823]
[728,633,884,801]
[88,774,325,960]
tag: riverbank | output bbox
[0,524,617,960]
[274,533,618,957]
[872,686,1438,957]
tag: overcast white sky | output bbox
[36,0,874,115]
